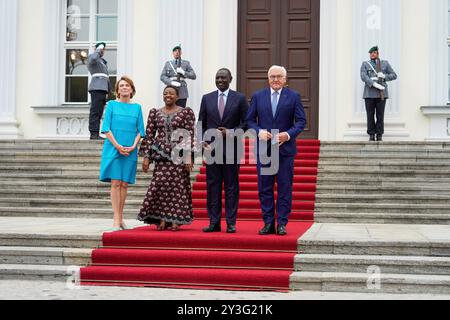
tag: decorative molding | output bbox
[343,120,410,140]
[0,0,21,138]
[421,106,450,141]
[318,0,337,141]
[31,105,90,138]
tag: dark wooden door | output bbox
[238,0,320,139]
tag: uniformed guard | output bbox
[160,45,197,108]
[88,42,112,140]
[360,46,398,142]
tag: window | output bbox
[64,0,118,103]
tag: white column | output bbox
[428,0,448,106]
[43,0,63,106]
[0,0,21,138]
[345,0,408,139]
[154,0,204,116]
[217,0,238,83]
[201,0,238,93]
[117,0,134,77]
[421,0,449,141]
[318,0,338,141]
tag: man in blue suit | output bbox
[199,68,249,234]
[246,66,307,236]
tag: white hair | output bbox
[268,65,287,78]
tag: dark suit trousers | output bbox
[365,98,387,135]
[89,90,108,134]
[257,156,294,227]
[206,163,240,226]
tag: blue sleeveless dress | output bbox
[99,100,146,184]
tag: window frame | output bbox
[63,0,118,105]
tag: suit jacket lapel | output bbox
[221,90,236,122]
[211,91,221,123]
[265,88,274,121]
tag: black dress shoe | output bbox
[203,224,221,233]
[259,224,276,235]
[369,135,375,141]
[376,134,383,142]
[277,225,287,236]
[226,225,236,234]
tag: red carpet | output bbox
[81,139,320,291]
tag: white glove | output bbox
[176,67,186,76]
[377,72,386,79]
[373,83,385,91]
[96,44,105,51]
[371,77,379,81]
[171,81,181,88]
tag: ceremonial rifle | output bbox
[376,58,385,101]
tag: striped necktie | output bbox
[272,91,279,117]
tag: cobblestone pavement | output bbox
[0,280,449,300]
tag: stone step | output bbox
[0,233,101,249]
[0,173,199,183]
[0,197,310,209]
[0,181,153,191]
[318,164,450,171]
[2,183,447,196]
[320,153,450,159]
[316,186,450,195]
[319,141,450,149]
[318,170,450,179]
[295,254,450,275]
[314,212,450,225]
[0,264,76,282]
[290,272,450,294]
[315,202,450,214]
[316,177,450,185]
[316,194,450,205]
[299,223,450,254]
[0,207,143,219]
[0,247,91,266]
[0,156,204,164]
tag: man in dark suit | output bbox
[199,68,249,233]
[246,65,307,236]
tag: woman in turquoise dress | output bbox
[99,76,145,231]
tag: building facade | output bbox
[0,0,448,141]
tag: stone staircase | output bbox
[292,142,450,294]
[0,140,192,282]
[0,140,200,220]
[314,142,450,225]
[2,140,450,295]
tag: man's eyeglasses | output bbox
[269,75,285,80]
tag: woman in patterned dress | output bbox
[137,86,196,231]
